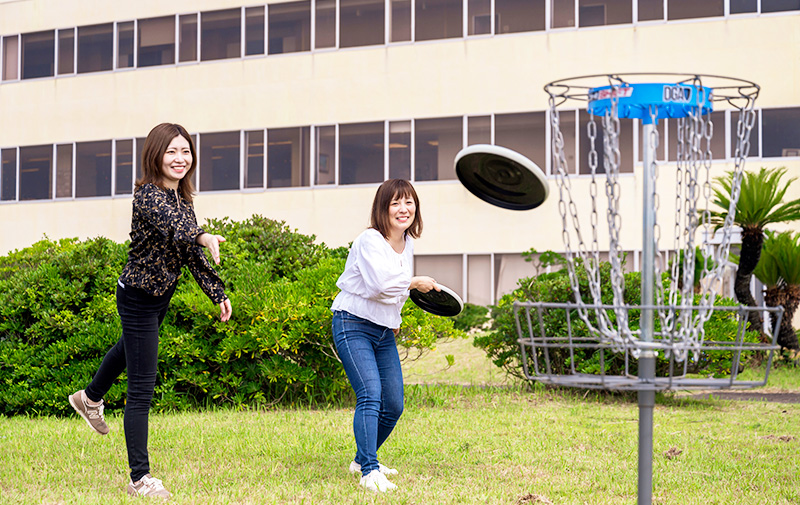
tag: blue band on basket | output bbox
[588,83,713,124]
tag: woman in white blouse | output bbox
[331,179,438,493]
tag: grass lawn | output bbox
[1,336,798,504]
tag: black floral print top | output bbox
[119,183,227,304]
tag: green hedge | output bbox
[0,216,463,416]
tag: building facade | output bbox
[1,0,798,306]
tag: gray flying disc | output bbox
[455,144,549,211]
[410,283,463,317]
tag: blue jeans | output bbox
[332,310,404,476]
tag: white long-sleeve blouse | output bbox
[331,228,414,329]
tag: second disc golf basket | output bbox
[456,73,783,505]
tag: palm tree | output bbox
[709,167,800,335]
[753,231,800,350]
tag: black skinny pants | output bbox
[85,281,176,482]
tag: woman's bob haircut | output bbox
[136,123,197,202]
[369,179,422,239]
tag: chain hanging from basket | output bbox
[547,74,758,361]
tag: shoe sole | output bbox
[68,394,109,436]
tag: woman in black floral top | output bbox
[69,123,232,499]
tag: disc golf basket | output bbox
[455,73,783,505]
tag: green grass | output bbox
[1,338,798,504]
[401,336,509,386]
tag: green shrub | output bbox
[451,303,490,332]
[0,216,463,416]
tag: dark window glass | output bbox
[3,35,19,81]
[341,0,385,47]
[340,122,384,185]
[762,0,800,13]
[179,14,198,62]
[138,16,175,67]
[136,137,146,181]
[496,0,545,33]
[77,24,113,73]
[315,125,335,185]
[391,0,412,41]
[117,22,134,69]
[57,29,75,74]
[468,116,491,145]
[389,121,411,180]
[246,7,266,55]
[56,143,73,198]
[667,0,723,20]
[552,0,576,28]
[199,131,240,191]
[496,112,547,171]
[579,111,633,173]
[762,107,800,158]
[729,110,760,158]
[638,0,664,20]
[201,9,241,61]
[269,127,310,188]
[245,130,264,188]
[22,31,55,79]
[730,0,758,13]
[269,1,311,54]
[556,110,577,174]
[19,145,52,201]
[1,149,17,201]
[415,0,463,41]
[315,0,336,48]
[115,140,133,195]
[579,0,632,27]
[415,117,462,181]
[468,0,491,35]
[76,141,112,197]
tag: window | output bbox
[729,110,760,158]
[77,24,113,73]
[135,137,146,181]
[579,111,633,173]
[389,121,411,180]
[245,130,265,188]
[762,0,800,13]
[638,0,664,20]
[179,14,198,62]
[315,125,336,185]
[415,117,462,181]
[390,0,412,42]
[468,0,491,35]
[494,252,529,298]
[579,0,632,27]
[730,0,757,14]
[467,254,492,305]
[341,0,385,47]
[666,113,725,162]
[57,29,75,75]
[116,22,134,69]
[551,0,576,28]
[269,126,310,188]
[415,255,464,300]
[56,144,73,198]
[468,116,491,145]
[1,149,17,201]
[340,122,384,185]
[19,145,52,201]
[762,107,800,158]
[199,131,240,191]
[201,9,241,61]
[495,112,547,171]
[115,139,133,195]
[415,0,463,41]
[75,141,112,198]
[245,7,266,55]
[667,0,723,20]
[2,35,19,81]
[555,110,577,173]
[138,16,176,67]
[315,0,336,48]
[269,1,311,54]
[22,31,54,79]
[496,0,545,33]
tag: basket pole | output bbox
[638,121,658,505]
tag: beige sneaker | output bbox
[68,390,109,435]
[127,474,171,500]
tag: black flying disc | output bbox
[455,144,549,211]
[409,283,464,317]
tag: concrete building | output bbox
[1,0,798,306]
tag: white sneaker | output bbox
[359,469,397,492]
[349,461,398,475]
